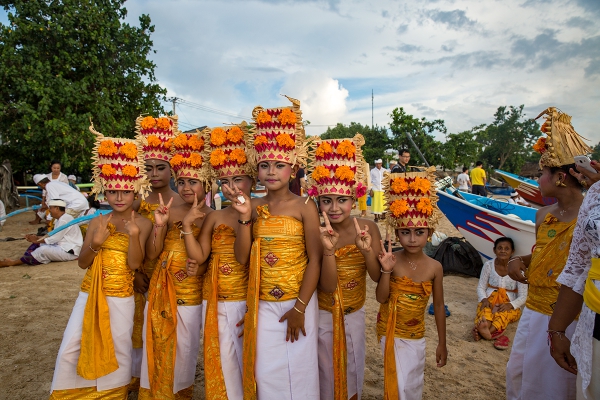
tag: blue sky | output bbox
[2,0,600,145]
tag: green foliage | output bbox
[319,122,391,166]
[443,126,484,170]
[591,142,600,161]
[0,0,166,179]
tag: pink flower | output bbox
[355,182,367,198]
[307,186,319,198]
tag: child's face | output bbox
[145,160,172,189]
[396,228,429,253]
[220,175,253,197]
[257,161,292,191]
[105,190,135,212]
[318,195,353,224]
[493,241,514,260]
[177,178,206,205]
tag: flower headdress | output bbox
[251,95,309,168]
[90,121,150,199]
[306,134,368,199]
[169,129,213,184]
[207,122,257,180]
[136,114,180,162]
[533,107,591,168]
[383,167,440,231]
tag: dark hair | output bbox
[462,167,468,172]
[549,164,584,189]
[476,161,483,167]
[58,206,66,212]
[87,196,101,209]
[399,149,410,156]
[494,236,514,250]
[38,177,50,184]
[50,160,61,168]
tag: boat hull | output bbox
[494,169,557,206]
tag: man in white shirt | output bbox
[30,174,89,224]
[507,192,531,207]
[0,199,83,267]
[457,167,471,192]
[369,159,387,222]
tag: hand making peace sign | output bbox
[319,212,339,252]
[154,193,173,227]
[123,210,140,237]
[182,194,206,227]
[91,213,113,249]
[353,217,372,252]
[221,183,251,217]
[378,239,396,273]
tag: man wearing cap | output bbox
[29,174,88,224]
[67,175,80,191]
[507,191,531,207]
[0,199,83,267]
[370,159,387,222]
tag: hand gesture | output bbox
[221,183,251,218]
[507,258,528,284]
[279,307,306,343]
[91,213,113,249]
[25,234,39,243]
[353,218,372,252]
[550,333,577,374]
[186,258,199,277]
[182,195,206,228]
[133,270,150,293]
[378,239,396,272]
[570,160,600,187]
[123,210,140,236]
[497,303,514,312]
[436,343,448,367]
[154,193,173,227]
[480,298,491,309]
[319,212,339,252]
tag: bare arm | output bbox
[221,183,253,266]
[317,212,339,293]
[361,219,382,282]
[144,194,172,260]
[376,240,395,303]
[78,214,113,269]
[183,215,213,268]
[126,214,152,271]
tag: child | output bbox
[49,124,152,398]
[307,134,382,399]
[473,237,527,350]
[376,168,447,400]
[228,97,323,399]
[138,129,213,399]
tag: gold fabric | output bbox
[204,224,249,399]
[49,385,128,399]
[526,213,576,316]
[474,288,522,332]
[145,222,202,398]
[138,385,193,400]
[584,259,600,314]
[376,276,432,400]
[243,205,308,400]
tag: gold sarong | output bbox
[474,285,521,332]
[145,222,202,398]
[204,224,249,399]
[243,205,308,400]
[376,276,432,400]
[585,259,600,314]
[526,214,576,316]
[317,244,366,400]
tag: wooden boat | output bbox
[494,169,556,205]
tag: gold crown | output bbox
[383,167,440,230]
[533,107,591,168]
[136,114,180,162]
[89,121,150,199]
[207,122,257,179]
[307,134,368,198]
[169,129,213,184]
[251,95,308,168]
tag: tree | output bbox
[443,126,484,169]
[320,122,391,165]
[591,142,600,161]
[0,0,166,180]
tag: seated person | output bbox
[507,191,531,206]
[473,237,527,349]
[67,175,80,191]
[0,199,83,267]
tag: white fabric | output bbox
[318,307,366,400]
[506,307,577,400]
[45,181,89,213]
[50,292,135,392]
[43,213,83,255]
[507,196,531,206]
[33,174,46,184]
[201,300,246,400]
[456,173,470,191]
[131,348,143,378]
[557,179,600,395]
[140,303,203,393]
[255,293,319,400]
[576,338,600,400]
[47,172,70,185]
[477,258,528,309]
[379,336,426,400]
[48,199,67,207]
[369,167,387,192]
[0,199,5,227]
[31,243,78,264]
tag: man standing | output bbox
[391,149,411,173]
[470,161,487,197]
[31,174,89,224]
[456,167,472,192]
[370,159,386,222]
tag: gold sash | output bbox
[526,213,576,315]
[243,205,308,400]
[376,276,432,400]
[585,259,600,314]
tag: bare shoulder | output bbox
[135,214,153,230]
[427,257,444,277]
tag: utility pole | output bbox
[172,97,177,114]
[371,89,374,132]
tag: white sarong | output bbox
[577,338,600,400]
[318,307,366,399]
[379,336,426,400]
[131,348,142,378]
[506,306,577,400]
[31,243,78,264]
[50,292,135,392]
[255,293,320,400]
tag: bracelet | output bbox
[238,219,252,226]
[180,230,194,235]
[89,244,99,254]
[324,252,335,257]
[296,297,307,306]
[380,268,392,274]
[293,306,305,315]
[154,223,166,228]
[547,329,567,351]
[508,256,524,264]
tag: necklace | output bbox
[559,209,567,216]
[408,260,418,270]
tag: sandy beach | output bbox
[0,210,516,399]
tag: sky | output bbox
[2,0,600,144]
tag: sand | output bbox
[0,211,516,400]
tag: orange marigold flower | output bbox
[391,177,409,193]
[211,128,227,146]
[170,154,184,167]
[146,135,162,147]
[277,109,297,125]
[156,117,171,130]
[227,126,244,143]
[140,116,156,130]
[121,165,138,177]
[254,135,268,146]
[533,137,546,154]
[334,165,355,182]
[119,142,138,159]
[98,140,117,156]
[390,199,409,217]
[229,148,247,164]
[256,111,272,124]
[188,153,203,167]
[336,140,356,159]
[210,149,227,167]
[409,177,431,194]
[416,198,433,216]
[163,138,173,150]
[276,133,295,149]
[312,165,330,182]
[101,164,117,176]
[188,135,205,151]
[172,134,189,149]
[315,141,333,157]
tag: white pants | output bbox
[255,294,320,400]
[577,337,600,400]
[201,300,246,400]
[50,292,134,392]
[140,303,203,393]
[506,307,577,400]
[318,307,366,399]
[31,243,78,264]
[131,348,143,379]
[379,336,426,400]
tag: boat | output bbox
[494,169,557,206]
[436,187,536,261]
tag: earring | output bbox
[291,173,296,179]
[352,203,356,209]
[555,179,567,187]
